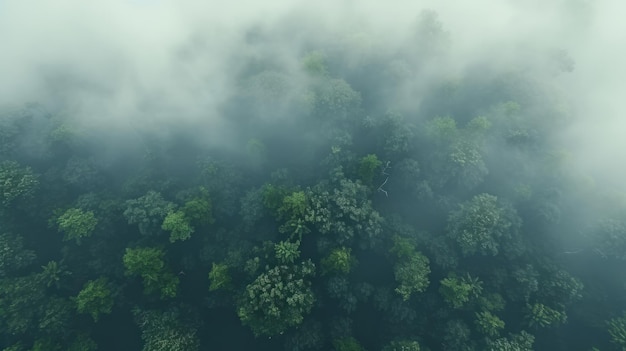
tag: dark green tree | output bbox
[357,154,382,185]
[237,260,316,337]
[321,247,356,275]
[607,313,626,349]
[123,247,179,298]
[0,232,36,278]
[475,311,505,337]
[382,340,421,351]
[124,191,175,236]
[0,160,39,208]
[446,193,521,256]
[393,252,430,301]
[440,273,483,309]
[208,262,232,291]
[134,308,200,351]
[74,277,114,322]
[56,208,98,244]
[161,210,195,243]
[524,303,567,328]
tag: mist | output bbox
[1,0,625,350]
[1,0,623,183]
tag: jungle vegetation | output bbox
[1,7,625,351]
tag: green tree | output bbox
[134,308,199,351]
[123,247,179,298]
[0,232,36,278]
[208,262,231,291]
[162,210,195,243]
[394,252,430,301]
[358,154,382,185]
[486,331,534,351]
[607,313,626,349]
[446,193,520,256]
[56,208,98,244]
[39,261,67,289]
[524,303,567,328]
[181,190,214,227]
[302,51,329,77]
[475,311,505,337]
[0,160,39,208]
[38,297,74,338]
[310,78,361,121]
[305,176,383,249]
[440,273,483,309]
[274,240,301,264]
[382,340,421,351]
[237,260,316,336]
[321,247,356,275]
[67,333,98,351]
[124,191,175,236]
[333,336,367,351]
[74,277,114,322]
[0,274,46,335]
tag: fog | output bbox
[1,0,623,188]
[1,1,625,349]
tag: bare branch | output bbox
[381,161,391,176]
[377,177,389,197]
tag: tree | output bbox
[382,340,421,351]
[393,252,430,301]
[321,247,356,275]
[442,319,474,351]
[440,273,483,309]
[208,262,231,291]
[275,240,301,264]
[134,308,199,351]
[446,193,520,256]
[524,303,566,328]
[0,273,47,336]
[39,261,67,289]
[123,247,179,298]
[56,208,98,244]
[333,336,367,351]
[0,160,39,208]
[302,51,329,77]
[594,219,626,260]
[305,176,383,249]
[74,277,114,322]
[475,311,505,337]
[388,235,430,300]
[310,78,361,121]
[181,189,214,227]
[161,210,195,243]
[237,260,316,336]
[0,232,36,278]
[357,154,382,185]
[607,313,626,349]
[486,331,534,351]
[124,191,175,236]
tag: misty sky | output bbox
[1,0,624,188]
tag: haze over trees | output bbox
[1,1,625,350]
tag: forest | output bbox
[1,2,626,350]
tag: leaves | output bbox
[0,161,39,208]
[237,260,316,337]
[208,262,231,291]
[446,194,520,257]
[56,208,98,244]
[74,277,114,322]
[162,210,195,243]
[321,247,355,275]
[123,247,179,298]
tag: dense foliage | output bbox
[0,8,623,351]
